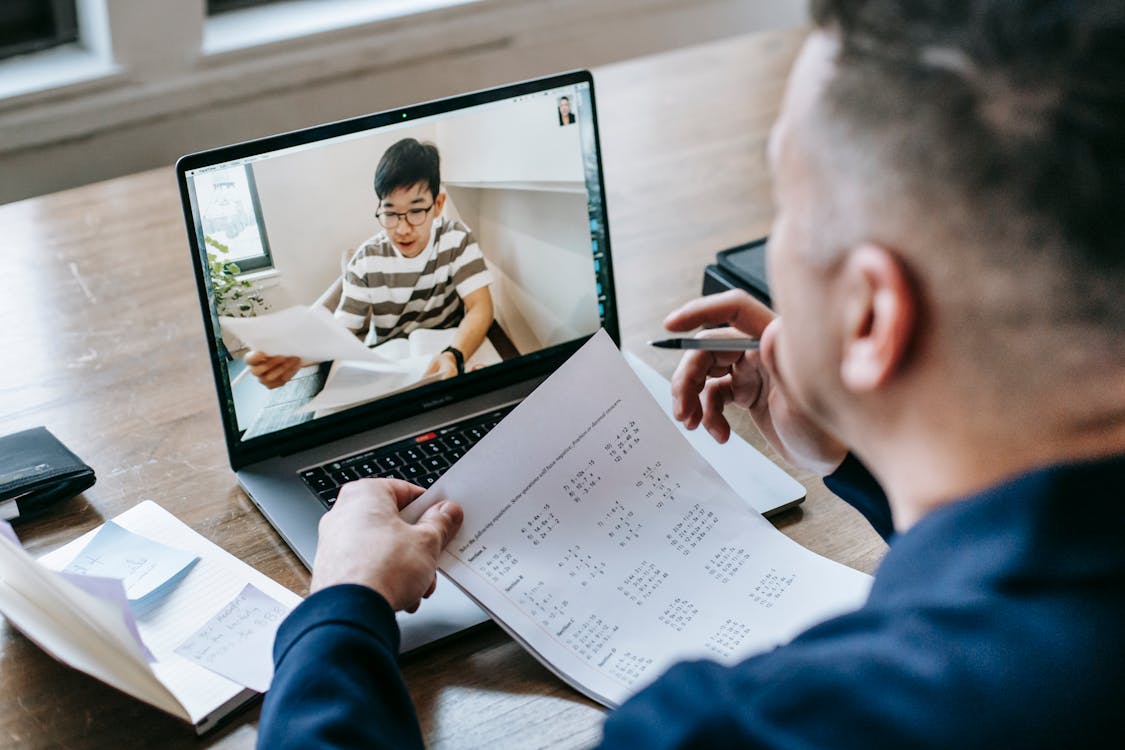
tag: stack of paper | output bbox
[0,502,302,734]
[301,327,503,415]
[403,330,873,707]
[221,305,503,415]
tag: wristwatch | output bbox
[441,346,465,375]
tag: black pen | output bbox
[648,337,760,351]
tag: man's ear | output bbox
[433,191,447,215]
[838,244,917,393]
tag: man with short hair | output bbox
[257,1,1125,747]
[248,137,494,387]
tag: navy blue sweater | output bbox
[258,455,1125,748]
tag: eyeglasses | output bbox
[375,203,434,229]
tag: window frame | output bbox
[195,164,276,275]
[206,0,279,15]
[0,0,810,205]
[0,0,487,107]
[0,0,79,62]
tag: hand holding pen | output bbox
[658,290,847,475]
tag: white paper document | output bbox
[403,330,872,707]
[220,305,400,365]
[297,363,442,414]
[300,326,504,415]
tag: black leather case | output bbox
[0,427,96,522]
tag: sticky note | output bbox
[63,521,199,604]
[174,583,289,692]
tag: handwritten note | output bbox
[63,522,199,604]
[173,583,288,693]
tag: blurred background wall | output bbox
[0,0,808,204]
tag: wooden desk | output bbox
[0,28,886,749]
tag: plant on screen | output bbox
[205,236,268,317]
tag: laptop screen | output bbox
[178,73,615,460]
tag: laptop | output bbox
[176,71,620,651]
[176,71,801,654]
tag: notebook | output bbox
[175,71,800,653]
[0,501,302,734]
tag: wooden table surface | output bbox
[0,28,886,749]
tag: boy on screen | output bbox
[248,138,494,387]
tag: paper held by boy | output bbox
[221,306,502,414]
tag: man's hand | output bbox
[310,478,463,612]
[244,351,304,389]
[424,351,459,380]
[665,290,848,477]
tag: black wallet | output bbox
[0,427,96,523]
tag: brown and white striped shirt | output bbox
[335,217,493,346]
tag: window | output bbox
[0,0,78,61]
[207,0,283,15]
[195,165,275,274]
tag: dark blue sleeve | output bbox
[257,584,423,750]
[597,609,936,750]
[823,453,894,540]
[598,577,1123,749]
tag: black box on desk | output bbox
[701,237,772,308]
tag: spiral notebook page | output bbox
[405,330,872,706]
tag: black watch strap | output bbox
[442,346,465,375]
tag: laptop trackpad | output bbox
[396,577,490,653]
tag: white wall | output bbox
[440,96,585,187]
[459,187,598,353]
[437,95,598,352]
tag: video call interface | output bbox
[185,83,610,443]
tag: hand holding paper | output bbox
[311,478,462,612]
[220,305,413,367]
[397,330,870,707]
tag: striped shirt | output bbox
[335,217,493,346]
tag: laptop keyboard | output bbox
[299,406,513,509]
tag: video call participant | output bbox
[257,1,1125,748]
[247,138,494,387]
[558,95,576,126]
